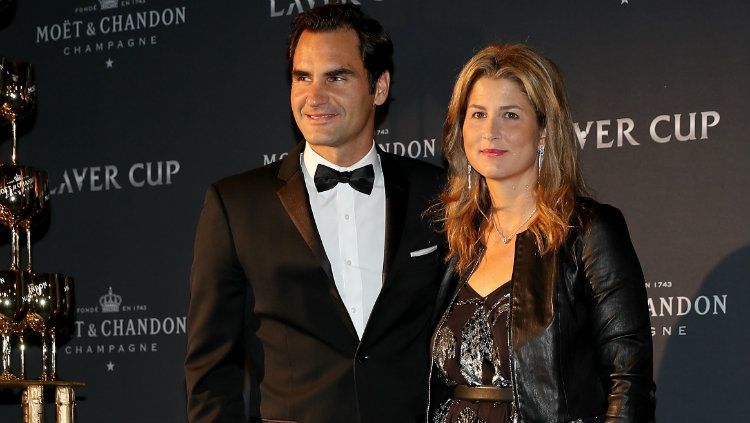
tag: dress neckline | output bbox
[465,280,511,300]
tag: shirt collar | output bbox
[302,141,381,177]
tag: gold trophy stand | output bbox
[0,380,84,423]
[1,55,83,423]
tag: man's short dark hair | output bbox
[288,4,393,94]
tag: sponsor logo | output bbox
[270,0,384,18]
[0,173,36,200]
[49,160,180,195]
[100,287,122,313]
[261,129,438,165]
[98,0,119,10]
[263,152,289,165]
[646,280,728,337]
[35,0,188,65]
[575,110,721,149]
[67,286,186,358]
[377,138,437,159]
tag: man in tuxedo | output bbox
[185,4,444,423]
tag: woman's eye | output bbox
[470,111,486,119]
[504,112,519,119]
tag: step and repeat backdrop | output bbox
[0,0,748,422]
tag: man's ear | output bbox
[374,71,390,106]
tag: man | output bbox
[185,4,444,423]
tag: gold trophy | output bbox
[0,55,81,422]
[0,56,48,380]
[0,58,35,165]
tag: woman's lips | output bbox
[480,148,507,157]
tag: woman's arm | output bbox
[582,204,656,423]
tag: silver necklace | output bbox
[490,207,537,244]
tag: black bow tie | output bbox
[313,164,375,195]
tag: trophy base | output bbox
[0,372,20,382]
[0,379,85,388]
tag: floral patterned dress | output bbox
[432,281,513,423]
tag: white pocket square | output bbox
[410,245,438,257]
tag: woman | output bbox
[429,44,655,423]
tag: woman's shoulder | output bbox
[571,196,634,249]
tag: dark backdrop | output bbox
[1,0,748,422]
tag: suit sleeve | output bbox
[185,185,248,423]
[582,205,656,423]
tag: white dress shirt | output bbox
[301,142,386,339]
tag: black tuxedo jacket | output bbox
[185,142,445,423]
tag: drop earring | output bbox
[537,144,545,177]
[467,163,472,189]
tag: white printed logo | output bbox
[98,0,119,10]
[99,287,123,313]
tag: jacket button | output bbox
[357,354,368,364]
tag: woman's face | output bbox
[462,77,545,187]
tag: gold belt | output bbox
[453,385,513,402]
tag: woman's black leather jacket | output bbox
[428,198,656,423]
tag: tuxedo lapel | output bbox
[276,143,335,286]
[276,144,361,340]
[379,150,409,287]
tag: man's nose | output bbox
[306,80,329,107]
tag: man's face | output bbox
[291,28,389,165]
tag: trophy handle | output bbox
[10,227,20,271]
[18,333,25,380]
[50,329,57,380]
[25,226,31,273]
[1,334,9,377]
[11,120,17,165]
[40,331,49,381]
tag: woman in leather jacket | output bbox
[428,44,656,423]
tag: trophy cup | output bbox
[24,273,74,381]
[20,169,48,271]
[0,166,45,269]
[0,59,35,165]
[0,269,27,380]
[25,272,63,381]
[49,275,74,380]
